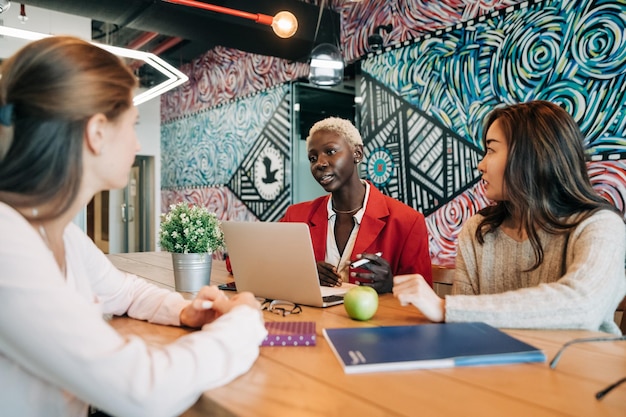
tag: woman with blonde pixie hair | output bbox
[281,116,432,293]
[0,36,266,417]
[394,100,625,334]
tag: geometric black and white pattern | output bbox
[227,88,292,221]
[360,74,484,216]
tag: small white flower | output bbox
[159,202,225,254]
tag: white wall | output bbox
[0,5,89,58]
[138,97,162,252]
[108,97,162,253]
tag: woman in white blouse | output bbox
[0,36,267,417]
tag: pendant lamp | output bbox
[308,43,344,87]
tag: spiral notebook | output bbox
[262,321,316,347]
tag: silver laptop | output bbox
[221,221,355,307]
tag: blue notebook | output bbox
[323,322,546,374]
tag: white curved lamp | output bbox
[0,24,188,106]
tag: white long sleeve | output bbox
[0,203,267,417]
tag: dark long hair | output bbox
[0,36,137,221]
[476,100,618,270]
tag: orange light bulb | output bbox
[272,11,298,38]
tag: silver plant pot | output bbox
[171,252,213,293]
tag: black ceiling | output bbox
[20,0,340,65]
[15,1,355,113]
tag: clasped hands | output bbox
[317,252,393,293]
[179,285,261,328]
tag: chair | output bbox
[618,296,626,335]
[431,265,455,297]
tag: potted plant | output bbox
[159,202,225,292]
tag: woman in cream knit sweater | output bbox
[394,100,625,335]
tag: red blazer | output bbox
[281,183,432,286]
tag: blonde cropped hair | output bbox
[306,117,363,148]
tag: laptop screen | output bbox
[221,221,353,307]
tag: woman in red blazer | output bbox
[281,117,432,293]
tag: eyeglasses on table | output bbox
[549,334,626,400]
[259,298,302,317]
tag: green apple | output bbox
[344,286,378,321]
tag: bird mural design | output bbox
[262,156,278,184]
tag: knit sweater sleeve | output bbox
[451,215,482,296]
[446,210,626,334]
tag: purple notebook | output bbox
[262,321,316,347]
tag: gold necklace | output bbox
[332,203,362,214]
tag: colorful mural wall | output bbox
[334,0,521,63]
[160,47,308,225]
[359,0,626,265]
[160,0,626,266]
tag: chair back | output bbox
[618,297,626,335]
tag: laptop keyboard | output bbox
[322,294,344,303]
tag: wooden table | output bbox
[107,252,626,417]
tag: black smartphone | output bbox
[218,281,237,291]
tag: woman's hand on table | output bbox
[179,286,261,328]
[393,274,445,322]
[317,261,342,287]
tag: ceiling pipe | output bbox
[129,35,185,72]
[161,0,298,38]
[163,0,273,24]
[126,31,160,50]
[150,36,184,56]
